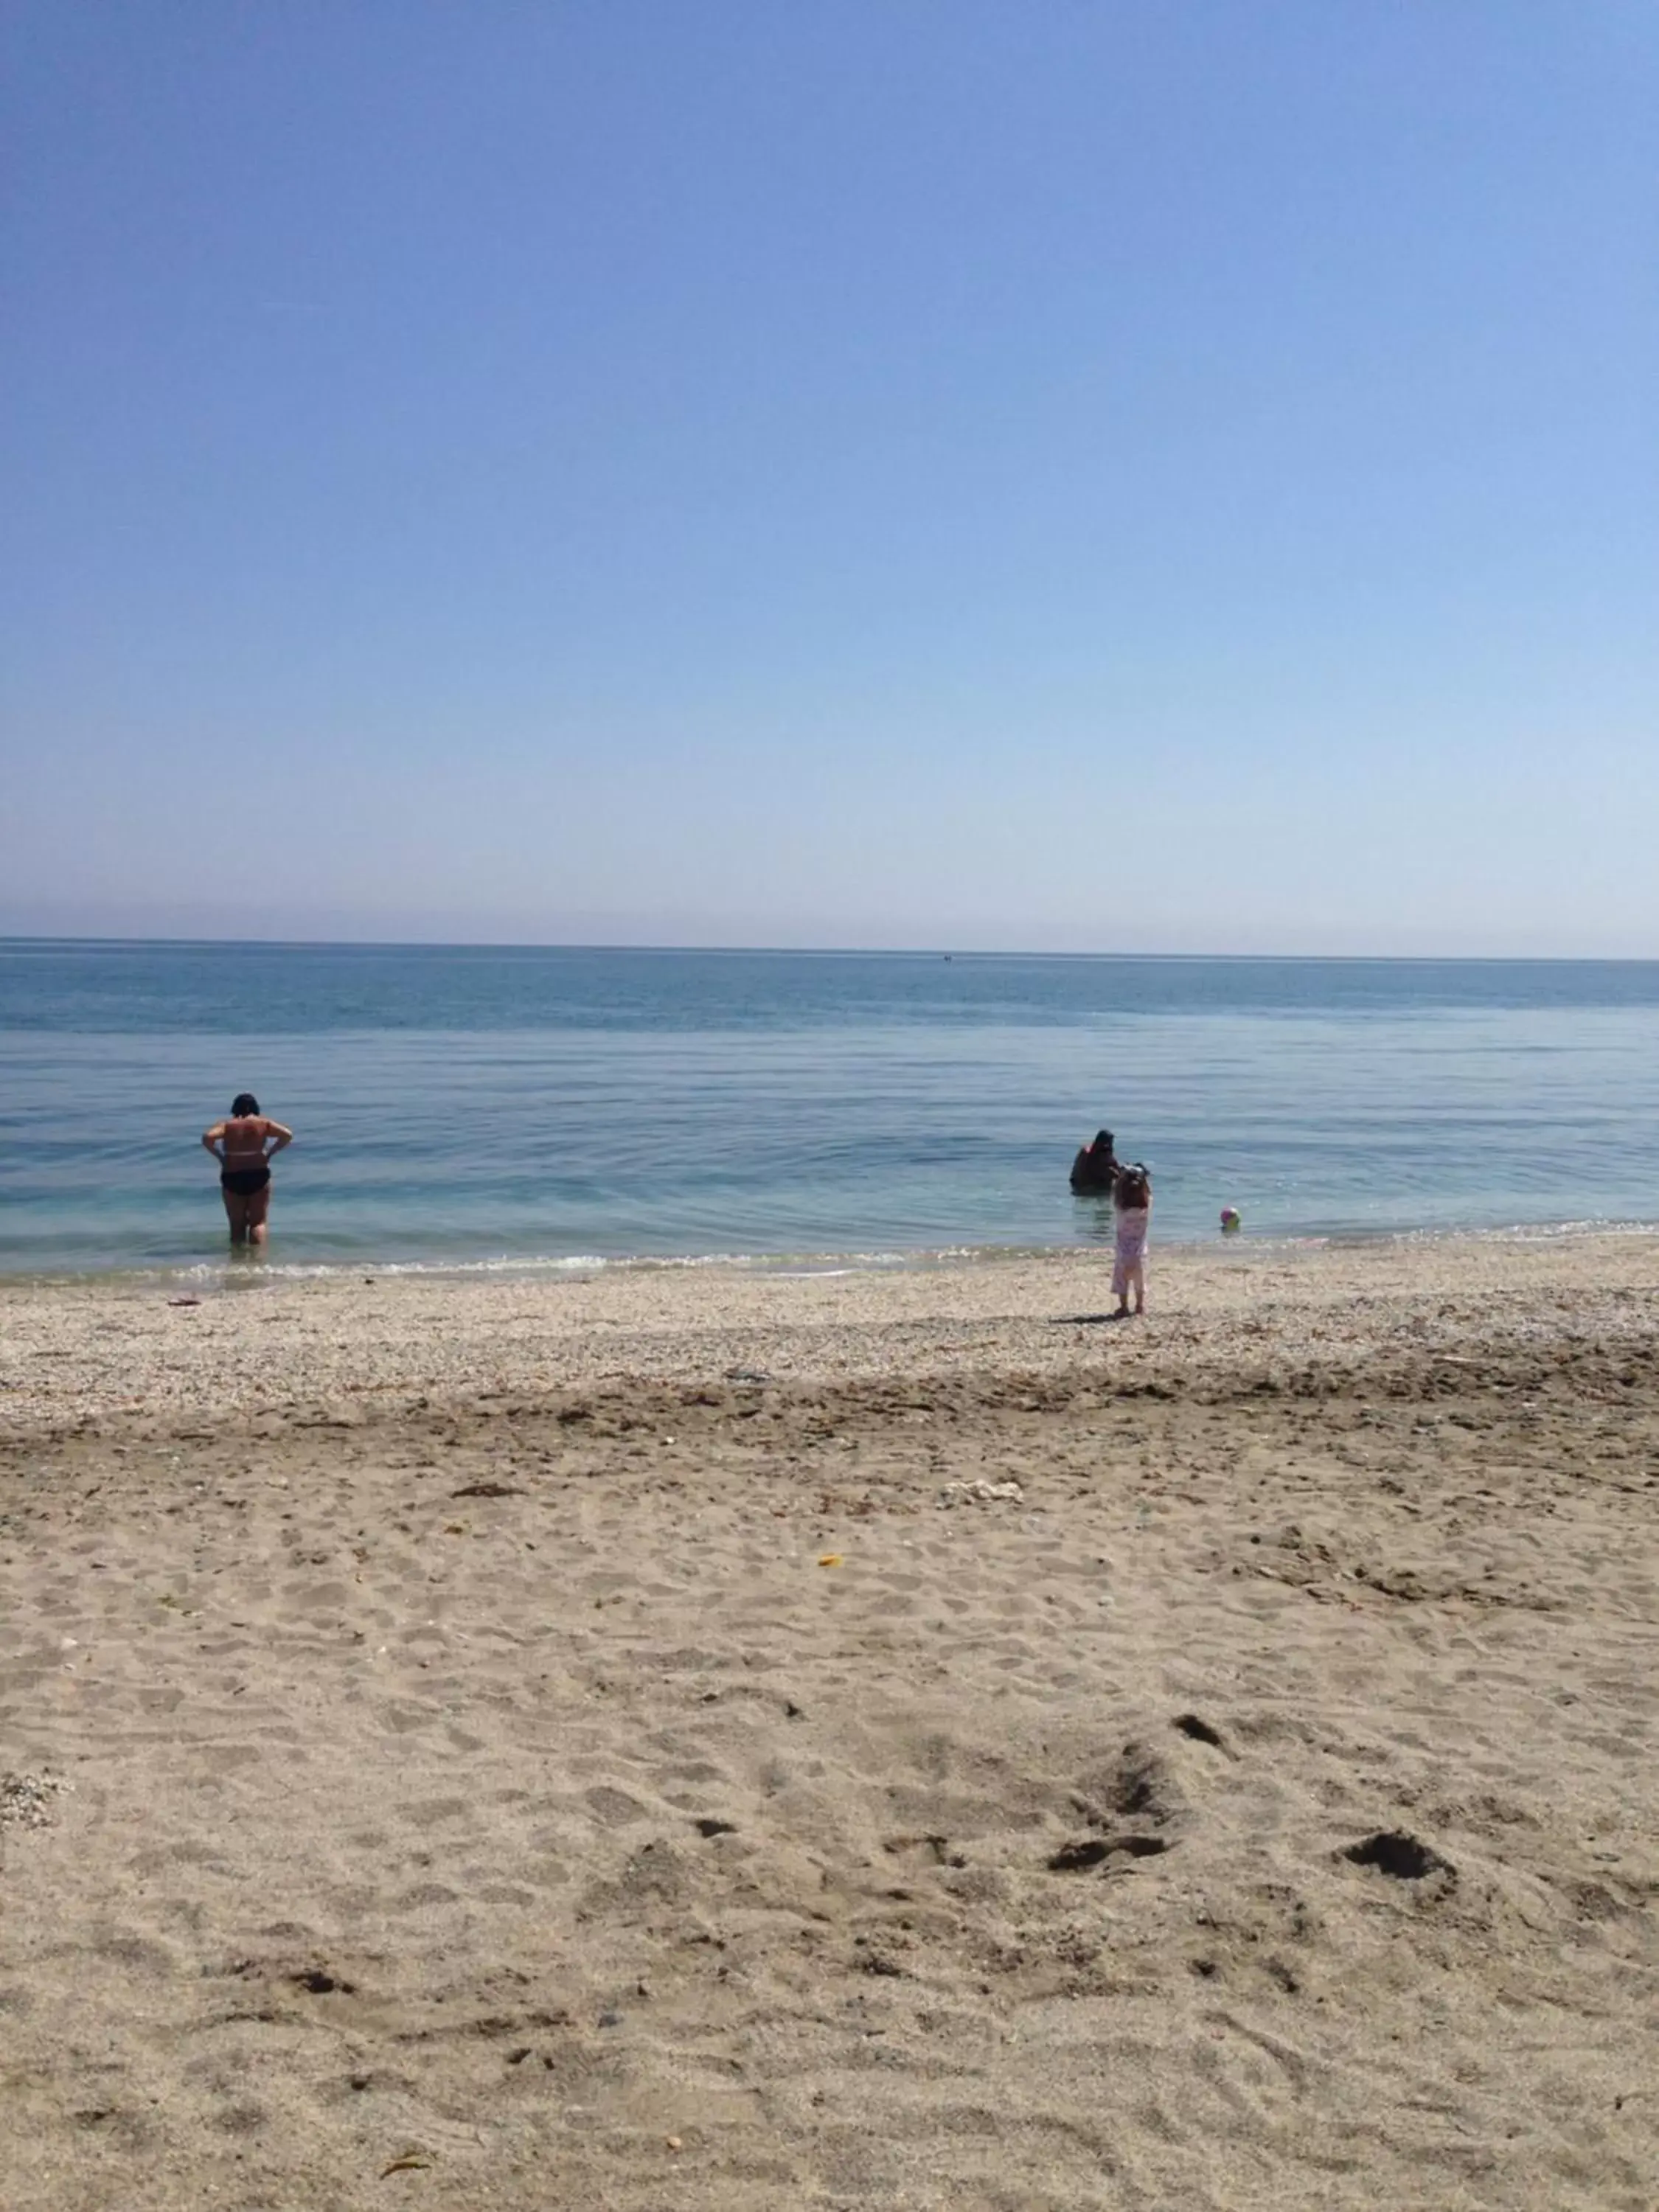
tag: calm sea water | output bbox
[2,941,1657,1279]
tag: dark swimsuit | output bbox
[221,1166,271,1197]
[1070,1152,1118,1195]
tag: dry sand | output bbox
[1,1232,1656,2208]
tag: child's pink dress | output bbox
[1112,1206,1150,1298]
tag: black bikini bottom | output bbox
[221,1167,271,1197]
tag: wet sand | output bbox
[2,1233,1656,2208]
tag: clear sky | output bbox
[4,3,1655,953]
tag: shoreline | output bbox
[4,1206,1656,1279]
[4,1210,1657,1295]
[4,1224,1657,1443]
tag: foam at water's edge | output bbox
[3,1217,1655,1295]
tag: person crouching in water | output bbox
[1112,1163,1152,1317]
[203,1093,293,1248]
[1070,1128,1119,1194]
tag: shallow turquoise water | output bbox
[2,942,1656,1276]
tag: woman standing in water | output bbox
[202,1093,293,1247]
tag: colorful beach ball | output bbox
[1220,1206,1242,1234]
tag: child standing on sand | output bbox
[1113,1164,1152,1317]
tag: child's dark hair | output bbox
[231,1092,260,1118]
[1115,1163,1151,1208]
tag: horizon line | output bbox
[3,933,1658,966]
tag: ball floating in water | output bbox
[1220,1206,1242,1234]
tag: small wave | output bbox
[4,1217,1656,1294]
[1352,1217,1659,1251]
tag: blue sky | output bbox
[3,3,1655,951]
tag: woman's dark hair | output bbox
[1093,1130,1115,1152]
[231,1093,260,1118]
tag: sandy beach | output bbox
[2,1231,1656,2208]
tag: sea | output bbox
[2,940,1656,1281]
